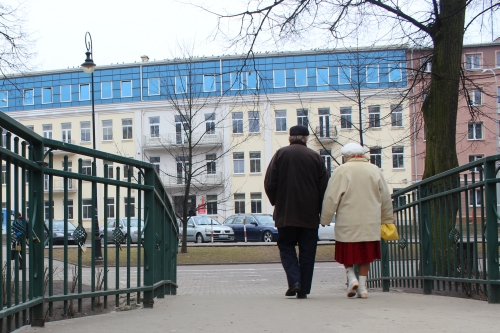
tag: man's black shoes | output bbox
[296,293,307,299]
[285,282,301,297]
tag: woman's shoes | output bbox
[346,279,359,297]
[356,285,368,298]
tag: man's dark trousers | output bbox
[277,226,318,294]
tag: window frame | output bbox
[250,193,262,213]
[273,69,286,88]
[42,124,53,139]
[232,112,244,134]
[121,80,133,98]
[230,72,243,90]
[102,119,113,141]
[207,195,218,215]
[469,89,482,106]
[465,53,481,70]
[101,81,113,99]
[107,198,115,218]
[368,105,381,128]
[295,68,308,87]
[82,160,92,176]
[175,76,188,94]
[388,63,403,82]
[122,118,133,140]
[338,67,351,85]
[23,88,34,105]
[206,154,216,175]
[42,87,53,104]
[60,85,71,102]
[392,146,404,169]
[296,109,308,127]
[0,90,8,108]
[148,78,160,96]
[316,67,329,86]
[124,197,136,217]
[205,113,216,134]
[247,71,259,89]
[366,65,380,83]
[275,110,287,132]
[234,193,245,214]
[80,121,91,143]
[340,107,352,129]
[149,116,160,138]
[233,152,245,174]
[248,111,260,133]
[370,147,382,168]
[249,151,261,174]
[469,154,483,173]
[468,122,483,140]
[61,122,72,143]
[391,105,403,127]
[79,84,90,101]
[203,74,217,92]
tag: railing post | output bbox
[381,240,390,291]
[143,167,155,308]
[484,159,499,303]
[419,182,433,295]
[30,140,46,326]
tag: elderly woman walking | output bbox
[320,143,394,298]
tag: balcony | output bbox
[160,172,223,188]
[44,179,78,193]
[314,125,338,141]
[143,132,222,149]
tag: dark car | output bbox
[44,220,77,245]
[223,214,278,242]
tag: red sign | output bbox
[197,204,206,214]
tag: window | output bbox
[230,72,243,90]
[175,114,189,144]
[207,195,217,215]
[249,152,261,173]
[23,89,34,105]
[469,89,482,105]
[101,81,112,99]
[121,118,133,140]
[370,147,382,168]
[393,189,407,207]
[124,197,135,217]
[388,63,402,82]
[206,154,216,174]
[44,200,54,220]
[468,122,483,140]
[392,147,404,169]
[366,65,379,83]
[43,174,50,191]
[104,161,114,179]
[248,111,260,133]
[391,105,403,127]
[251,193,262,213]
[497,51,500,67]
[273,69,286,88]
[61,85,71,102]
[295,68,307,87]
[102,120,113,141]
[275,110,287,132]
[318,108,331,137]
[469,155,483,173]
[232,112,243,134]
[67,199,73,219]
[1,129,6,148]
[247,71,259,89]
[297,109,308,127]
[107,198,115,218]
[469,189,483,207]
[320,149,332,176]
[82,159,92,176]
[149,117,160,138]
[339,67,351,84]
[176,156,189,184]
[203,75,216,92]
[123,165,132,178]
[368,106,381,128]
[317,68,329,86]
[150,156,160,173]
[465,54,481,70]
[205,113,216,134]
[175,76,187,94]
[82,199,92,219]
[121,80,132,97]
[148,78,160,95]
[233,152,244,174]
[61,123,72,143]
[1,165,5,184]
[42,87,52,104]
[0,91,7,107]
[340,107,352,129]
[422,57,432,73]
[43,124,53,139]
[81,121,91,142]
[79,84,90,101]
[234,193,245,214]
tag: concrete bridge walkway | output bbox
[17,262,499,333]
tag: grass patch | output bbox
[46,244,336,266]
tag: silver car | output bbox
[99,218,143,244]
[181,216,234,243]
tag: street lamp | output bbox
[81,32,103,261]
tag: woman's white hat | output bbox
[340,142,367,156]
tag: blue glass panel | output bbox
[247,71,258,89]
[148,78,160,95]
[0,91,7,107]
[366,65,379,83]
[23,89,34,105]
[295,69,307,86]
[42,87,52,103]
[230,72,243,90]
[102,81,112,99]
[339,67,351,84]
[317,68,329,86]
[79,84,90,100]
[175,76,187,94]
[203,75,216,92]
[273,70,285,88]
[121,80,132,97]
[388,63,402,82]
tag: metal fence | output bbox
[0,111,178,332]
[368,155,500,303]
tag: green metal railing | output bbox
[0,112,178,332]
[368,155,500,303]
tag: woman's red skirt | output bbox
[335,241,381,265]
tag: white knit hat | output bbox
[340,142,366,156]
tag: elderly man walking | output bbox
[264,125,328,299]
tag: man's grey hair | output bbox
[289,135,308,144]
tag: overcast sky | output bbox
[18,0,499,72]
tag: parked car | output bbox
[223,214,278,242]
[181,216,234,243]
[318,215,335,241]
[44,220,77,245]
[99,218,144,244]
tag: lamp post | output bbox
[81,32,103,260]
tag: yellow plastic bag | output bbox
[381,223,399,241]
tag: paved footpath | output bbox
[18,262,499,333]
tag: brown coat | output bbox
[264,141,328,228]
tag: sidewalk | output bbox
[17,262,499,333]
